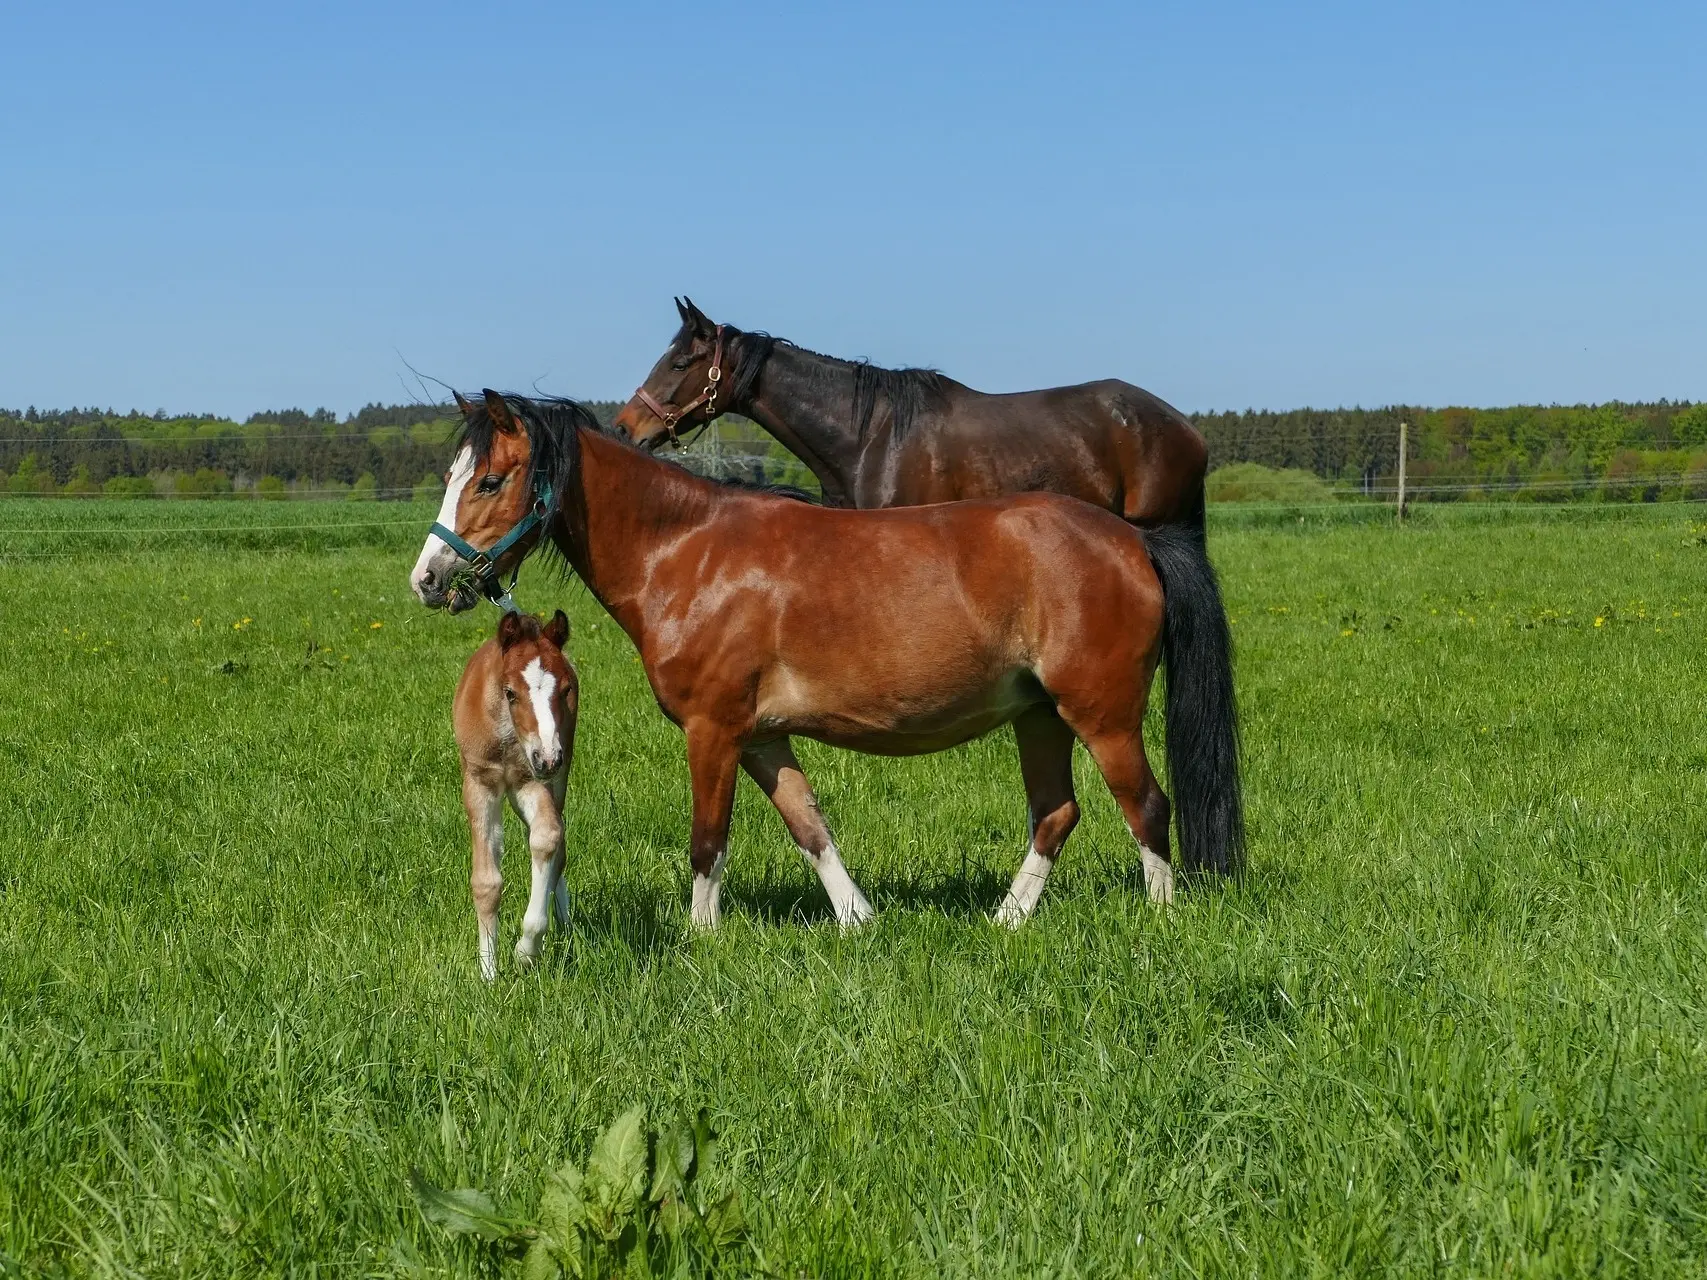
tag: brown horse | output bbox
[412,393,1241,930]
[613,297,1209,526]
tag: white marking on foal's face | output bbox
[522,657,559,769]
[410,447,475,603]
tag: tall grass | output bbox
[0,501,1703,1276]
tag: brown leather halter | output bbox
[632,325,726,445]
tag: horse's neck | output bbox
[554,429,716,641]
[739,343,864,504]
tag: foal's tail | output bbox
[1142,523,1244,878]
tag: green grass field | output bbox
[1,500,1704,1277]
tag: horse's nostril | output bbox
[422,569,437,589]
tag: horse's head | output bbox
[612,297,729,450]
[496,608,575,778]
[411,389,546,613]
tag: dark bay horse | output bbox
[612,297,1210,527]
[412,392,1241,930]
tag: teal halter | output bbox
[429,470,556,611]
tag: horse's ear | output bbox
[497,610,526,651]
[482,389,518,434]
[452,390,473,417]
[674,296,691,326]
[681,296,715,340]
[544,609,570,649]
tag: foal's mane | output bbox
[672,318,951,443]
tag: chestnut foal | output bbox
[414,392,1242,931]
[453,609,577,979]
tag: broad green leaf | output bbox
[407,1169,523,1243]
[654,1194,697,1240]
[702,1191,747,1252]
[539,1162,587,1241]
[648,1118,693,1205]
[585,1105,649,1215]
[521,1236,563,1280]
[689,1109,717,1190]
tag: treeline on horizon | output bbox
[2,398,1705,502]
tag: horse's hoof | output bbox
[837,893,876,931]
[992,901,1028,929]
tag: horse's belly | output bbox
[758,668,1047,756]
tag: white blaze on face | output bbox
[411,447,476,600]
[522,657,558,759]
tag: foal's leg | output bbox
[742,737,874,927]
[994,706,1081,926]
[463,775,506,981]
[1077,728,1174,904]
[685,725,742,930]
[548,773,570,932]
[509,780,564,966]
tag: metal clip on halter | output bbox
[429,477,555,613]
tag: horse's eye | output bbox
[670,358,691,372]
[477,474,503,494]
[504,687,516,702]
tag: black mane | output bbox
[671,320,950,442]
[455,392,815,568]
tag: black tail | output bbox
[1143,523,1244,877]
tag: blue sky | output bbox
[2,1,1702,418]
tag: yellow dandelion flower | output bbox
[1594,617,1604,627]
[369,621,383,629]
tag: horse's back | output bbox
[876,379,1207,524]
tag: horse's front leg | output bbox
[510,780,564,967]
[548,772,570,933]
[685,724,742,930]
[462,774,505,981]
[742,737,873,927]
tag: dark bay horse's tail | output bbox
[1142,524,1244,877]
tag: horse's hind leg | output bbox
[686,725,742,929]
[994,706,1081,926]
[742,737,874,927]
[1077,728,1174,903]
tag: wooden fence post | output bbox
[1397,420,1408,522]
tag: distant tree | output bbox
[1673,403,1707,446]
[102,476,156,498]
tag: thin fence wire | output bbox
[0,517,429,537]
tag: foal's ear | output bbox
[452,390,474,417]
[680,296,716,341]
[497,610,526,651]
[482,389,518,435]
[544,608,570,650]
